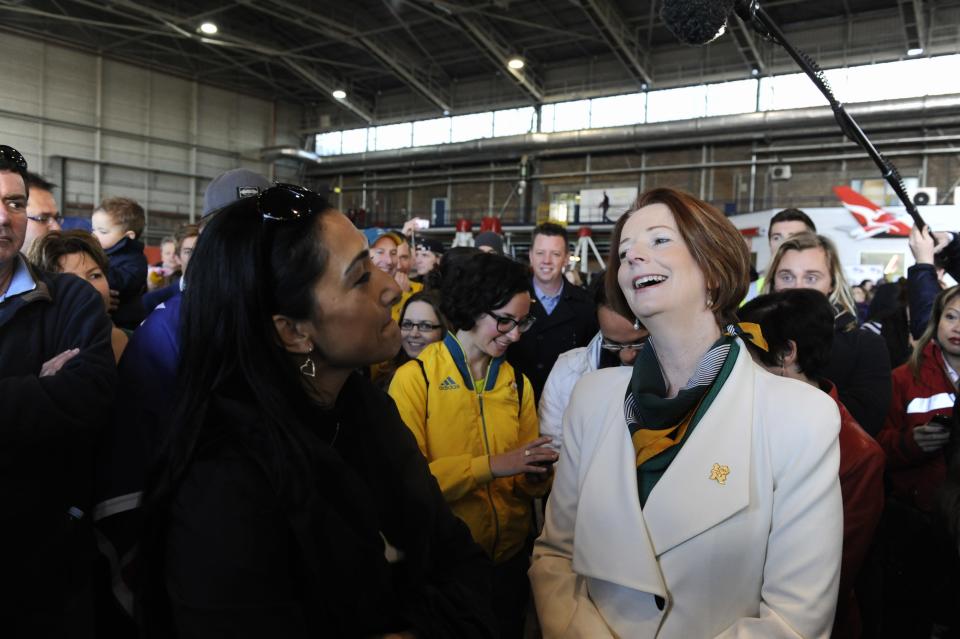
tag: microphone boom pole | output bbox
[736,0,927,229]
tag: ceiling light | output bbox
[750,66,760,76]
[332,89,347,100]
[199,22,218,35]
[507,57,525,70]
[907,47,924,56]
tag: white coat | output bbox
[538,331,603,449]
[530,340,843,638]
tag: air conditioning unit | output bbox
[770,165,792,181]
[912,187,938,206]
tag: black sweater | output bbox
[822,312,892,437]
[153,373,497,638]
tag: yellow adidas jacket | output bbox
[388,334,547,564]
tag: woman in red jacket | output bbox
[879,285,960,637]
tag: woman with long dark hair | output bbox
[137,185,495,638]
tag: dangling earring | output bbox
[633,318,641,330]
[300,343,316,378]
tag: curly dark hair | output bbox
[439,252,532,331]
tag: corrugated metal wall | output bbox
[0,33,304,243]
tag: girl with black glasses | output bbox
[138,185,496,638]
[389,251,558,639]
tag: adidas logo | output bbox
[439,376,460,391]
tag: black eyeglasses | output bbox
[399,320,443,332]
[486,311,536,334]
[0,145,27,172]
[600,337,648,353]
[27,214,63,226]
[257,183,325,222]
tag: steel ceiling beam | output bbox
[284,59,375,123]
[730,16,768,76]
[240,0,452,114]
[899,0,926,52]
[575,0,653,86]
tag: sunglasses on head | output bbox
[0,145,27,172]
[256,183,327,223]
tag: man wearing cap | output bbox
[92,168,272,623]
[364,227,422,321]
[414,237,444,282]
[0,144,116,636]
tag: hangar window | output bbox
[543,100,591,133]
[316,131,342,156]
[647,85,706,122]
[340,128,369,154]
[315,54,960,156]
[373,122,413,151]
[494,107,537,137]
[413,117,452,146]
[451,112,494,142]
[590,93,645,128]
[706,79,757,117]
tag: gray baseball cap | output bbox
[203,168,272,217]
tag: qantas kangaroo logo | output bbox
[833,186,912,239]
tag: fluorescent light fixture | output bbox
[507,57,525,70]
[907,47,924,56]
[332,89,347,100]
[199,22,218,35]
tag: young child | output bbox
[92,196,148,330]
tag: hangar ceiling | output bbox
[1,0,957,129]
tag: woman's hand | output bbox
[913,423,951,453]
[525,462,555,485]
[489,436,559,478]
[40,348,80,377]
[909,224,936,265]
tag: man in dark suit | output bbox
[508,222,598,402]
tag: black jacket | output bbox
[822,312,892,437]
[152,373,496,638]
[0,262,116,637]
[507,280,598,402]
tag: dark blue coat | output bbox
[105,237,147,330]
[0,261,116,637]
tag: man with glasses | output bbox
[0,145,115,636]
[22,172,62,255]
[538,281,648,451]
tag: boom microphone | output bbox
[658,0,928,230]
[661,0,735,46]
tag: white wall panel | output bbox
[0,33,304,243]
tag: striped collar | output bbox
[624,336,734,434]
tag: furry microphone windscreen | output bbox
[660,0,736,46]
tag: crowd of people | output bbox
[4,139,960,638]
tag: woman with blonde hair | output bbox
[765,232,892,435]
[530,187,842,638]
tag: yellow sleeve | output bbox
[514,373,552,498]
[388,361,493,502]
